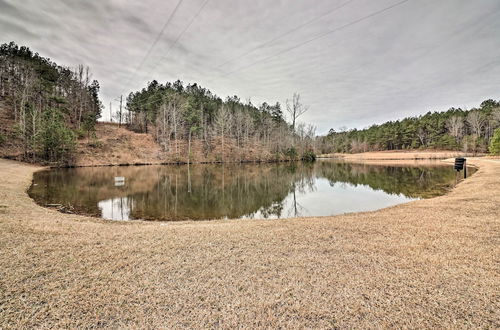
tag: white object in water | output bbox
[114,176,125,186]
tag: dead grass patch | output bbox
[0,157,499,328]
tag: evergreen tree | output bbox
[489,128,500,155]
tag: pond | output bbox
[28,159,473,221]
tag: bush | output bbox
[301,149,316,162]
[0,133,5,145]
[489,128,500,155]
[35,108,75,163]
[284,147,298,160]
[74,128,86,139]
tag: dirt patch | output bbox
[75,123,277,166]
[0,158,499,328]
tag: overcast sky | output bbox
[1,0,499,134]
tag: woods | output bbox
[319,100,500,155]
[1,42,499,166]
[125,80,316,162]
[0,42,102,163]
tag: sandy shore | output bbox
[0,158,499,328]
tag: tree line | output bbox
[318,100,500,155]
[0,42,102,163]
[125,80,316,162]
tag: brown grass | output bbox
[319,150,482,161]
[74,123,277,166]
[0,117,278,166]
[0,157,499,328]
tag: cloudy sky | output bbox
[1,0,499,134]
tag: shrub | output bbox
[35,108,75,163]
[301,149,316,162]
[284,147,298,160]
[0,132,5,145]
[489,128,500,155]
[74,128,86,139]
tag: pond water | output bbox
[28,160,472,221]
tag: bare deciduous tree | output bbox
[446,115,464,142]
[214,105,231,161]
[286,92,308,131]
[466,111,485,136]
[417,127,428,146]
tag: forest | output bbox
[0,42,102,163]
[124,81,316,162]
[319,100,500,154]
[1,42,500,166]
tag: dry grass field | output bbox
[0,157,499,328]
[319,150,481,161]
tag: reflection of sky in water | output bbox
[97,179,415,221]
[246,178,416,219]
[98,197,132,221]
[30,161,461,221]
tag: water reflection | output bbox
[28,160,471,221]
[98,197,132,221]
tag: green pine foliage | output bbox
[35,108,76,163]
[320,100,500,154]
[489,128,500,155]
[0,41,102,163]
[125,80,311,159]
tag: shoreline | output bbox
[28,157,475,222]
[318,150,480,160]
[27,158,464,223]
[0,156,499,327]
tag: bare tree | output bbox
[286,92,308,131]
[170,94,185,156]
[155,102,171,151]
[214,105,231,161]
[417,127,428,147]
[492,108,500,123]
[242,111,254,145]
[487,107,500,139]
[446,115,464,142]
[466,111,485,136]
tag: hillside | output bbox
[0,42,102,164]
[0,101,22,159]
[76,123,282,166]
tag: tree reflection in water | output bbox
[29,160,471,221]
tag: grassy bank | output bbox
[0,157,499,328]
[318,150,480,161]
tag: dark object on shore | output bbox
[454,157,467,178]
